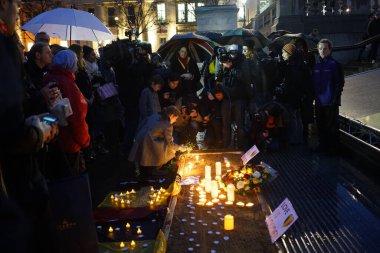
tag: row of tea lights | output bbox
[109,187,168,207]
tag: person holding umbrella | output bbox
[170,46,201,98]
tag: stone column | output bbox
[195,5,239,33]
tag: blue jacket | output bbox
[313,56,344,106]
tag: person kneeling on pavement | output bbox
[128,106,186,178]
[250,102,287,151]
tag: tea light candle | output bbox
[224,215,234,230]
[219,194,226,200]
[197,202,205,206]
[246,202,254,207]
[206,201,213,206]
[227,184,235,202]
[130,240,136,248]
[212,198,219,203]
[215,162,222,177]
[225,201,233,206]
[211,180,219,199]
[205,165,211,179]
[108,226,114,233]
[236,201,245,207]
[120,242,125,248]
[137,228,142,234]
[126,223,131,229]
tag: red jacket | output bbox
[44,66,90,153]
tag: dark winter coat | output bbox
[277,54,312,109]
[313,56,344,106]
[170,56,201,95]
[23,60,48,116]
[128,113,179,167]
[221,59,252,101]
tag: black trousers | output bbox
[315,105,340,151]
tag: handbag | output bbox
[97,82,118,100]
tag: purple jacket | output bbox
[313,56,344,106]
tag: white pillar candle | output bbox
[205,165,211,179]
[195,155,199,162]
[211,180,219,199]
[224,214,234,230]
[215,162,222,177]
[205,177,212,193]
[227,184,235,202]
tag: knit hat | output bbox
[53,49,78,73]
[282,43,296,56]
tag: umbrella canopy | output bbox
[157,32,219,63]
[267,30,292,41]
[195,31,223,42]
[22,8,114,42]
[269,33,318,55]
[217,28,270,48]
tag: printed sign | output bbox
[265,198,298,243]
[241,145,260,165]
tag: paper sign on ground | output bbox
[265,198,298,243]
[241,145,260,165]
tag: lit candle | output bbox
[126,223,131,229]
[226,162,231,168]
[130,240,136,248]
[126,200,131,205]
[150,186,154,192]
[212,198,219,203]
[196,186,203,192]
[211,180,219,199]
[108,226,114,233]
[114,197,119,202]
[149,200,154,206]
[246,202,254,207]
[120,241,125,248]
[196,155,199,162]
[126,191,130,195]
[224,214,234,230]
[110,195,114,200]
[206,201,213,206]
[236,201,245,207]
[131,189,136,194]
[199,198,207,203]
[205,165,211,179]
[215,162,222,177]
[137,228,142,234]
[160,187,166,193]
[205,178,212,193]
[225,201,233,206]
[121,199,125,204]
[197,202,205,206]
[219,194,226,200]
[227,184,235,202]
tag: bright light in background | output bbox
[114,17,119,21]
[241,0,247,4]
[346,8,350,13]
[27,42,34,51]
[60,40,68,48]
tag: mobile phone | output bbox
[41,114,58,125]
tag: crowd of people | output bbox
[1,1,345,251]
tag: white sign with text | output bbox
[241,145,260,165]
[265,198,298,243]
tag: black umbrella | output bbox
[157,32,219,63]
[217,28,270,48]
[195,31,223,42]
[269,33,318,54]
[267,30,292,41]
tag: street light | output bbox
[242,0,247,27]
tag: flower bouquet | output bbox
[221,163,272,195]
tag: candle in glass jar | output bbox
[211,180,219,199]
[224,214,234,230]
[205,165,211,179]
[215,162,222,177]
[227,184,235,202]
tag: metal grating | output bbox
[256,147,380,253]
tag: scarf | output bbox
[178,56,190,71]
